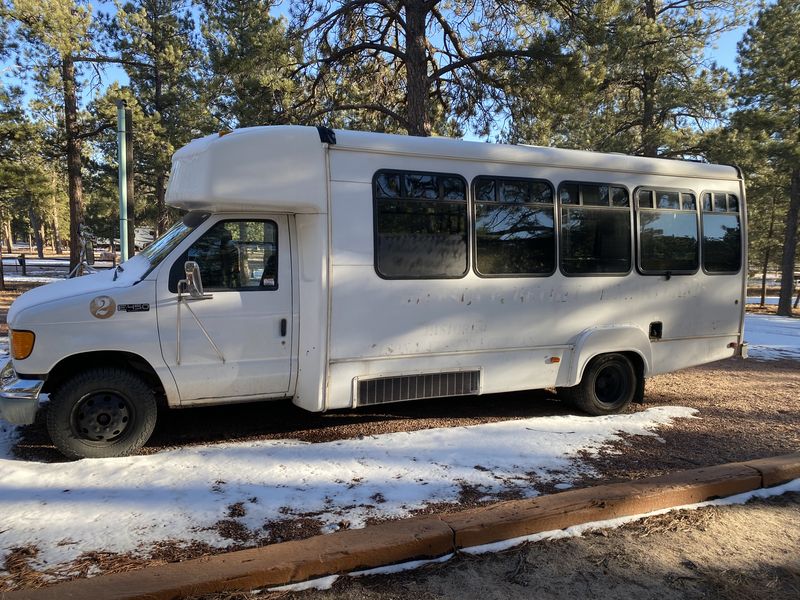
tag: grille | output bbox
[357,370,480,406]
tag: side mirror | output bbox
[182,261,206,298]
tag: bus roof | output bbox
[166,125,741,213]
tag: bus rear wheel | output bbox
[566,353,638,416]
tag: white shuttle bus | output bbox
[0,126,747,458]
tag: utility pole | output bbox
[116,100,129,262]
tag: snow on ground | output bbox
[746,296,779,306]
[0,406,696,573]
[3,275,63,283]
[744,313,800,360]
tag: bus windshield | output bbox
[140,211,209,272]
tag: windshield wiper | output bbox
[112,263,125,281]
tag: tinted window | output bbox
[582,185,608,206]
[374,170,468,278]
[559,183,631,275]
[474,176,555,276]
[637,188,699,274]
[611,187,629,207]
[560,183,579,204]
[702,214,741,273]
[639,211,698,272]
[561,207,631,274]
[656,191,680,209]
[702,191,741,273]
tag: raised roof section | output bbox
[166,126,740,212]
[166,126,329,212]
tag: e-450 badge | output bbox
[117,303,150,313]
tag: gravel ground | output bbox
[253,492,800,600]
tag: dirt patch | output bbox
[262,516,324,544]
[261,492,800,600]
[745,302,800,317]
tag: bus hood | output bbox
[7,254,151,327]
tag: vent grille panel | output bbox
[358,371,480,406]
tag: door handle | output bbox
[280,318,287,337]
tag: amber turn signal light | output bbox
[10,330,35,360]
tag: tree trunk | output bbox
[51,171,63,254]
[760,196,776,307]
[29,202,44,259]
[156,173,167,235]
[405,1,431,137]
[777,168,800,316]
[2,218,11,254]
[640,0,658,157]
[125,107,136,256]
[0,211,5,290]
[154,52,169,235]
[62,56,84,271]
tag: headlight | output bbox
[10,330,35,360]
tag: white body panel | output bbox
[154,214,295,404]
[6,126,746,418]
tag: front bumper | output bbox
[0,359,44,425]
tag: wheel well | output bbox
[42,351,167,405]
[619,351,646,403]
[620,351,645,379]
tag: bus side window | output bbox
[473,176,556,277]
[636,188,699,274]
[559,183,631,276]
[373,170,468,279]
[701,192,741,274]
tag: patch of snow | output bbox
[746,296,779,306]
[0,406,696,573]
[351,553,455,577]
[268,575,339,591]
[462,477,800,555]
[744,314,800,360]
[3,275,63,284]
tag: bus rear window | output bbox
[702,192,741,273]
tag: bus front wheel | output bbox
[566,353,638,416]
[46,367,158,459]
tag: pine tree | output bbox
[733,0,800,316]
[106,0,210,234]
[508,1,741,157]
[10,0,99,269]
[290,0,581,137]
[200,0,297,128]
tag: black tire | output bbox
[46,367,158,459]
[564,353,639,416]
